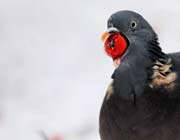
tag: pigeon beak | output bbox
[101,27,119,42]
[101,32,111,42]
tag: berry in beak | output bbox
[101,28,128,67]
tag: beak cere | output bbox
[101,29,128,67]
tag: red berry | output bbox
[104,33,128,60]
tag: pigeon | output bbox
[99,10,180,140]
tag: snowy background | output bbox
[0,0,179,140]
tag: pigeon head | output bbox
[107,10,155,38]
[101,10,165,67]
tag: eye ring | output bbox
[130,21,137,29]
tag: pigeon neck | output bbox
[147,38,177,90]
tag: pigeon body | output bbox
[100,11,180,140]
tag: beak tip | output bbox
[101,27,119,42]
[101,32,110,42]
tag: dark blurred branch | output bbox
[38,130,49,140]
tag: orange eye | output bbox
[104,33,128,59]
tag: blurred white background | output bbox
[0,0,179,140]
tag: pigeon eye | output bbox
[130,21,137,29]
